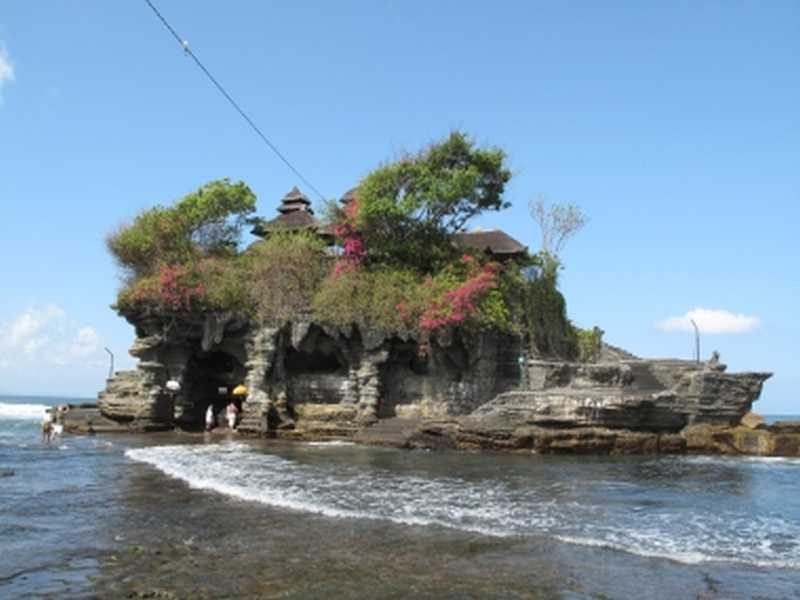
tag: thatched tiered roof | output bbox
[251,187,321,237]
[454,229,527,260]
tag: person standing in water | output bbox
[205,404,215,431]
[225,401,238,431]
[41,410,53,442]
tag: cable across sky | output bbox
[142,0,327,202]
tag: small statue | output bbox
[707,350,726,372]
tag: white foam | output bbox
[555,535,800,570]
[682,455,800,467]
[0,402,49,420]
[125,443,547,538]
[303,441,356,447]
[125,442,800,571]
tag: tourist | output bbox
[205,404,215,431]
[41,410,53,443]
[225,402,238,430]
[52,405,67,440]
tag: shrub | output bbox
[313,267,423,337]
[419,256,503,332]
[574,326,604,363]
[116,263,205,313]
[245,232,329,325]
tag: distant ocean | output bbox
[2,393,800,598]
[765,414,800,425]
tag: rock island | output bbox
[75,133,795,455]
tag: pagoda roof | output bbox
[251,210,320,236]
[250,186,324,236]
[278,186,313,214]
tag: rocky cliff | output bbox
[97,311,521,435]
[92,309,788,455]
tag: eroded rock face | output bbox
[96,311,777,454]
[98,313,522,434]
[475,360,771,433]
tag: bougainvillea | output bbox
[157,264,206,311]
[333,197,366,275]
[418,255,502,332]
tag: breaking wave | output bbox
[0,402,49,421]
[126,443,800,570]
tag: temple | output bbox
[84,186,786,456]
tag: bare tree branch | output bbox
[529,197,588,259]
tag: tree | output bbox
[245,232,328,325]
[529,198,587,273]
[107,178,256,279]
[353,131,512,271]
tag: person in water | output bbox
[225,401,238,431]
[41,410,53,442]
[205,404,215,431]
[51,405,67,439]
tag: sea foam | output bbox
[0,402,49,421]
[126,443,800,570]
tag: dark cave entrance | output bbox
[284,327,349,407]
[379,343,428,418]
[185,350,247,429]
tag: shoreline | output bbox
[59,403,800,457]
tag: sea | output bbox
[2,394,800,599]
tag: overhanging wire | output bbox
[142,0,327,202]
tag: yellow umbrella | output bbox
[232,384,248,397]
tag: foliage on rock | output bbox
[574,326,605,363]
[244,232,329,325]
[110,134,587,361]
[107,178,256,279]
[353,131,511,272]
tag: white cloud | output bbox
[68,326,102,359]
[1,304,64,347]
[0,43,14,99]
[657,307,761,334]
[0,304,105,367]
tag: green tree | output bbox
[354,131,512,272]
[107,178,256,279]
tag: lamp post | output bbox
[104,347,114,380]
[689,319,700,364]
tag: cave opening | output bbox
[379,343,429,418]
[284,328,349,407]
[184,350,247,430]
[284,327,346,375]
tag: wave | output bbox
[303,441,356,447]
[126,442,800,571]
[681,455,800,467]
[553,535,800,570]
[0,402,49,421]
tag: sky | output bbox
[0,1,797,413]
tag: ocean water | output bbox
[2,395,800,599]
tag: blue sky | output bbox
[0,1,797,412]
